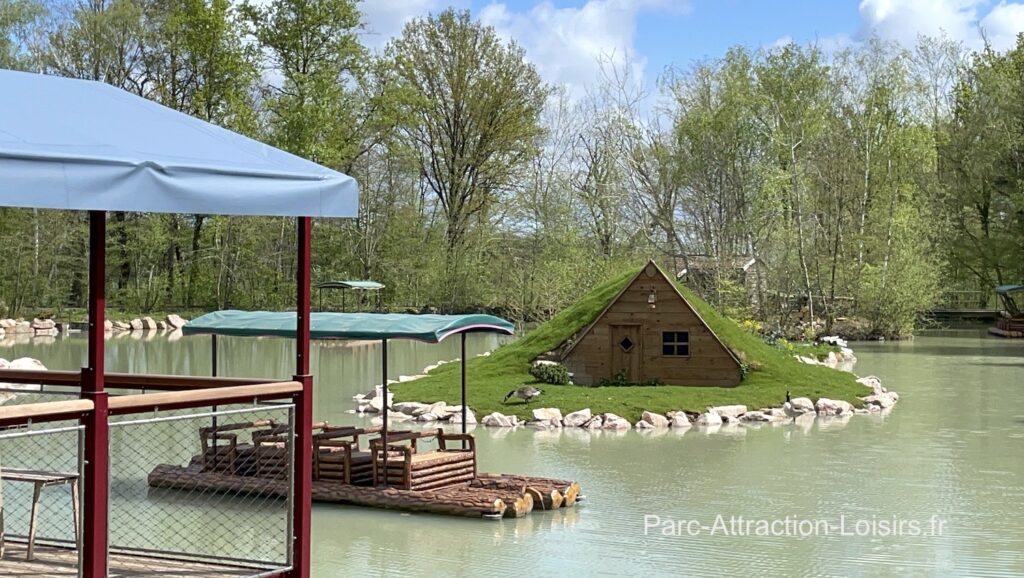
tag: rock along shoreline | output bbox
[360,341,901,434]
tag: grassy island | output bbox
[392,271,872,422]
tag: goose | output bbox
[783,390,811,422]
[504,385,544,404]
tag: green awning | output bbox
[315,280,385,290]
[183,310,514,343]
[995,285,1024,295]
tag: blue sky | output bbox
[361,1,1024,95]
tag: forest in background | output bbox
[1,0,1023,337]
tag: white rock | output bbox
[856,375,886,396]
[103,320,113,331]
[412,401,446,416]
[141,317,157,331]
[157,320,169,331]
[392,401,428,414]
[739,411,772,422]
[820,335,848,348]
[532,359,558,367]
[635,420,654,429]
[862,392,898,409]
[532,407,563,422]
[526,419,561,429]
[667,411,691,428]
[12,321,32,334]
[709,405,747,419]
[112,321,131,331]
[641,411,670,428]
[797,355,819,365]
[765,407,788,420]
[815,398,854,416]
[696,412,723,427]
[31,318,56,330]
[397,374,425,383]
[581,415,604,430]
[563,408,592,427]
[601,413,631,430]
[166,314,187,329]
[129,319,144,331]
[10,357,46,371]
[482,412,516,427]
[416,412,442,422]
[450,410,477,424]
[791,397,815,413]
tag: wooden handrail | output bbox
[0,399,94,427]
[108,381,302,415]
[0,369,285,390]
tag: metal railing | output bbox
[108,404,294,574]
[0,370,307,578]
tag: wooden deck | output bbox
[0,541,272,577]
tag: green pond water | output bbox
[1,331,1023,576]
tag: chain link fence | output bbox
[0,421,83,568]
[108,403,295,575]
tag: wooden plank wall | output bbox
[563,265,742,387]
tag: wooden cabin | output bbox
[560,261,742,386]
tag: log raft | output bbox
[148,463,579,520]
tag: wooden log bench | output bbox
[0,468,79,561]
[371,429,476,491]
[313,426,393,486]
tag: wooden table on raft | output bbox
[0,468,80,560]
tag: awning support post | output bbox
[380,337,389,485]
[289,216,313,578]
[82,210,108,578]
[461,332,467,439]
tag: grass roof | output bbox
[391,266,871,422]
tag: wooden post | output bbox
[380,337,389,485]
[82,210,108,578]
[289,216,313,578]
[461,332,467,437]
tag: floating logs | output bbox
[147,461,580,520]
[475,473,580,508]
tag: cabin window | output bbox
[662,331,690,356]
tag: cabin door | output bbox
[609,324,642,383]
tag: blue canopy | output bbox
[183,310,515,343]
[0,69,358,217]
[995,285,1024,295]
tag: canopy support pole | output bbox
[380,337,389,486]
[211,334,218,472]
[82,210,108,578]
[461,332,467,438]
[289,216,313,578]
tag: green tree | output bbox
[387,9,549,306]
[0,0,43,69]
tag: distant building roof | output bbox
[315,281,385,290]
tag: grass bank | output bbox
[392,271,871,422]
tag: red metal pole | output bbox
[290,216,312,578]
[82,211,108,578]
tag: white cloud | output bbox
[979,1,1024,50]
[857,0,1024,50]
[359,0,469,51]
[479,0,689,98]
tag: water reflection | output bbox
[3,333,1024,576]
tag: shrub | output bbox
[529,362,571,385]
